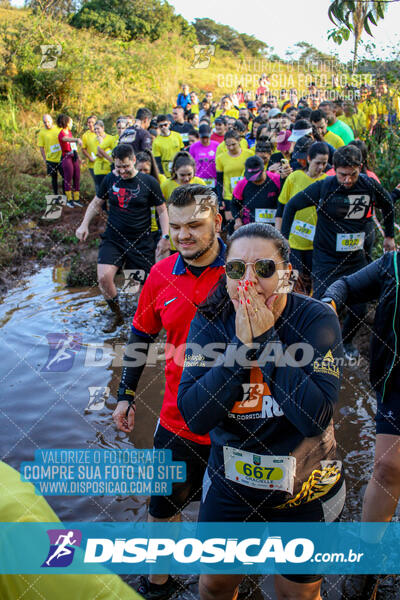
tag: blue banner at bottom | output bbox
[1,522,399,574]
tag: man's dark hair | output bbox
[310,109,326,123]
[238,116,249,129]
[189,128,200,139]
[112,143,135,161]
[136,107,152,121]
[253,116,268,124]
[156,114,169,124]
[319,101,333,110]
[233,120,246,134]
[348,139,368,170]
[292,118,312,131]
[297,108,312,121]
[214,116,227,126]
[255,139,274,153]
[168,183,218,214]
[187,113,197,123]
[333,145,362,169]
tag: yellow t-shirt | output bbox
[151,174,167,232]
[81,130,98,164]
[190,104,199,114]
[0,461,142,600]
[160,176,205,250]
[93,134,116,175]
[216,138,249,157]
[338,113,367,138]
[161,176,205,201]
[214,108,239,120]
[152,132,184,178]
[216,149,253,200]
[358,100,377,128]
[278,170,327,251]
[37,126,62,162]
[323,130,344,149]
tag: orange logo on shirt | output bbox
[231,366,271,414]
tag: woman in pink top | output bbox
[57,114,82,207]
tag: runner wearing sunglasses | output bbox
[178,223,345,600]
[152,115,184,177]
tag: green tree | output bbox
[193,17,267,57]
[328,0,389,72]
[71,0,196,42]
[24,0,85,16]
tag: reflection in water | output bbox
[0,267,397,532]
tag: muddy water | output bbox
[0,266,397,596]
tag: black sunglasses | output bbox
[225,259,285,280]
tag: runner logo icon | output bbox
[42,529,82,567]
[42,333,82,372]
[191,45,215,69]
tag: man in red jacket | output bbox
[113,184,224,600]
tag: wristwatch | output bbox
[162,234,170,240]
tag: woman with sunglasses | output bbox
[178,223,345,600]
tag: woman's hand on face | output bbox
[241,281,277,338]
[235,284,253,346]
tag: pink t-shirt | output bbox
[189,140,219,181]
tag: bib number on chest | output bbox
[223,446,296,493]
[230,176,241,189]
[50,143,61,153]
[336,232,365,252]
[255,208,277,223]
[70,142,77,151]
[203,178,215,187]
[291,219,316,241]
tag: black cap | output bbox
[292,135,314,160]
[199,124,211,137]
[244,155,265,181]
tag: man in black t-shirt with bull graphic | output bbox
[76,143,170,332]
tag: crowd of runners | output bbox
[37,77,400,600]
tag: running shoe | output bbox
[136,575,180,600]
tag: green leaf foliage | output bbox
[71,0,197,43]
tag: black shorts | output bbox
[149,424,210,519]
[97,233,155,273]
[46,160,61,176]
[375,390,400,435]
[199,468,346,584]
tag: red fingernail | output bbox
[237,287,240,291]
[250,281,253,286]
[240,300,243,304]
[245,280,249,285]
[238,281,242,286]
[244,286,248,291]
[247,299,250,304]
